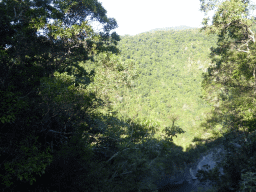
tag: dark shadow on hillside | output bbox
[3,112,191,192]
[4,110,251,192]
[155,128,247,192]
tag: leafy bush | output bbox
[239,172,256,192]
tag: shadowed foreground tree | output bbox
[0,0,121,190]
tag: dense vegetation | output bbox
[1,0,256,192]
[194,0,256,191]
[115,28,217,150]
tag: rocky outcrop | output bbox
[185,146,226,191]
[156,144,227,192]
[188,145,225,180]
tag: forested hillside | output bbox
[149,25,195,32]
[112,29,218,150]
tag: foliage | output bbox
[162,117,186,142]
[0,0,122,191]
[0,135,52,188]
[239,172,256,192]
[115,27,217,150]
[200,0,256,134]
[197,0,256,191]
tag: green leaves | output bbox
[1,135,52,187]
[0,0,121,190]
[199,1,256,191]
[239,172,256,192]
[200,0,256,134]
[115,28,215,149]
[162,125,185,142]
[0,115,15,124]
[201,0,254,39]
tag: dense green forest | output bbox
[1,0,256,192]
[115,28,217,150]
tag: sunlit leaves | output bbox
[203,0,252,36]
[200,0,222,13]
[200,0,256,133]
[47,20,94,41]
[199,1,256,189]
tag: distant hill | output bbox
[149,25,196,32]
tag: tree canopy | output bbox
[0,0,120,190]
[197,1,256,191]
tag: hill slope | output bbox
[113,28,217,150]
[149,25,195,32]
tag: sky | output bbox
[99,0,256,36]
[98,0,207,36]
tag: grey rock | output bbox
[156,144,227,191]
[230,142,242,148]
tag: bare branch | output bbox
[237,49,249,53]
[248,28,255,43]
[14,7,16,18]
[107,151,119,163]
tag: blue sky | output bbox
[99,0,207,36]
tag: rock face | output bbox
[185,146,226,192]
[156,145,226,192]
[189,146,225,180]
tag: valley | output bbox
[2,1,256,191]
